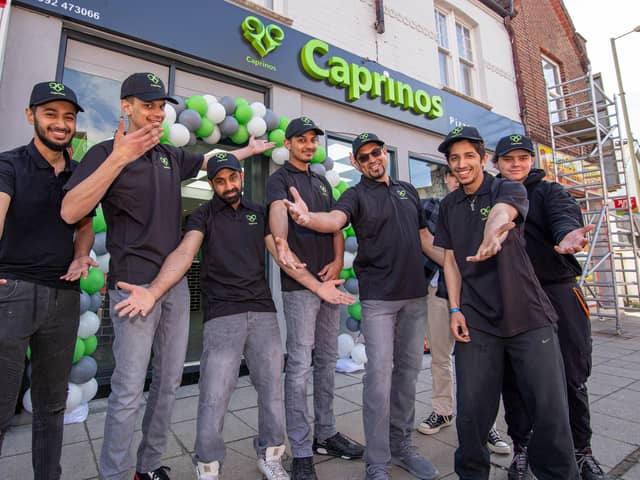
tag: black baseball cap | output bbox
[285,116,324,139]
[207,152,242,179]
[120,72,177,104]
[437,126,484,153]
[352,132,385,156]
[29,81,84,112]
[495,134,535,157]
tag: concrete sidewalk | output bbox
[2,315,640,480]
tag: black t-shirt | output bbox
[435,173,556,337]
[64,140,202,288]
[186,196,276,321]
[266,161,336,291]
[334,176,428,301]
[0,141,80,290]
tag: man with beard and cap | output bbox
[0,81,96,480]
[61,72,274,480]
[491,133,607,480]
[434,126,578,480]
[283,132,442,480]
[113,152,355,480]
[266,117,364,480]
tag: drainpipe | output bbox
[375,0,385,34]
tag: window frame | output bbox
[541,55,566,123]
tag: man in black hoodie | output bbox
[492,134,608,480]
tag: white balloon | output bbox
[337,333,355,359]
[205,102,226,124]
[203,94,218,105]
[89,250,97,262]
[164,104,176,125]
[325,170,341,188]
[203,125,222,145]
[96,253,110,274]
[343,252,355,270]
[78,311,101,339]
[250,101,267,118]
[351,343,368,364]
[23,388,33,414]
[66,383,83,412]
[168,123,190,147]
[271,146,289,166]
[247,117,267,137]
[79,378,98,403]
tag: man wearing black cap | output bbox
[61,72,274,480]
[434,126,577,479]
[283,132,442,480]
[0,81,96,479]
[266,116,364,480]
[491,134,607,480]
[110,151,354,480]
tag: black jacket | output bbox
[516,169,583,284]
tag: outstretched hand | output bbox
[114,281,157,318]
[274,236,307,270]
[315,279,356,305]
[554,224,595,254]
[248,135,276,155]
[466,222,515,262]
[283,187,311,226]
[61,255,99,281]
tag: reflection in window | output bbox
[409,157,448,199]
[327,136,396,188]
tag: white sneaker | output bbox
[257,445,290,480]
[487,427,512,455]
[195,460,220,480]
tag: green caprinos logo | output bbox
[246,214,258,225]
[359,133,370,140]
[49,82,65,95]
[319,184,328,196]
[397,189,408,199]
[480,206,491,221]
[215,152,229,162]
[301,116,313,125]
[451,126,464,136]
[147,74,161,87]
[510,134,522,143]
[242,16,285,57]
[159,156,170,169]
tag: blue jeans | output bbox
[99,278,189,480]
[282,289,339,458]
[0,280,79,480]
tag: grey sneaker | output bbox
[365,464,390,480]
[258,445,289,480]
[391,445,439,480]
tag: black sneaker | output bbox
[313,432,364,460]
[291,456,317,480]
[576,447,610,480]
[134,466,171,480]
[508,445,532,480]
[487,426,511,455]
[417,411,454,435]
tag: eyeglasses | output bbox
[356,147,384,163]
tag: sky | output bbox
[563,0,640,146]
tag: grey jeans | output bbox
[194,311,285,464]
[361,296,427,466]
[282,289,340,458]
[99,278,189,480]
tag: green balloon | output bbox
[264,147,274,157]
[344,225,356,237]
[268,129,286,147]
[93,206,107,233]
[278,116,290,131]
[195,117,214,138]
[26,345,31,360]
[83,335,98,356]
[235,97,249,106]
[336,181,349,194]
[311,145,326,164]
[348,302,362,321]
[160,138,173,146]
[230,124,249,144]
[185,95,208,116]
[339,269,351,280]
[234,104,253,124]
[332,187,341,201]
[161,121,170,141]
[73,337,85,363]
[80,267,105,295]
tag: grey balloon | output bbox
[310,163,326,176]
[322,157,334,171]
[93,232,107,256]
[344,278,359,295]
[264,109,280,131]
[89,292,103,312]
[345,236,358,253]
[219,116,239,137]
[69,356,98,384]
[219,96,236,116]
[80,291,91,314]
[171,96,186,115]
[257,133,269,141]
[346,316,360,332]
[178,109,202,132]
[26,363,32,380]
[187,132,197,146]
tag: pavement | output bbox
[2,314,640,480]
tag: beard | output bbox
[220,188,241,205]
[34,117,73,152]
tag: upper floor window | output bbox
[542,56,565,123]
[247,0,286,14]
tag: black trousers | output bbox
[454,325,578,480]
[503,283,593,450]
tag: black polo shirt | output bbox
[266,161,335,291]
[0,141,79,290]
[333,176,428,301]
[64,140,202,288]
[186,195,276,321]
[435,173,556,337]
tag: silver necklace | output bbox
[467,195,477,211]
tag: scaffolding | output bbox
[547,69,640,334]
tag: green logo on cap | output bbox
[509,134,522,144]
[48,82,66,96]
[242,16,285,58]
[451,126,464,136]
[246,214,258,225]
[215,152,228,162]
[359,133,370,140]
[147,74,161,88]
[301,117,313,125]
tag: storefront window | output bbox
[409,156,448,199]
[326,136,397,188]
